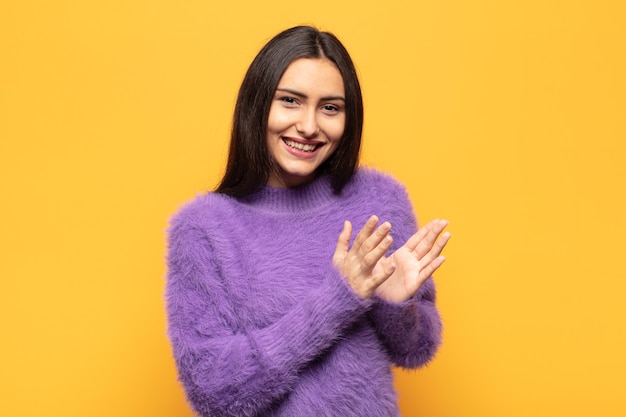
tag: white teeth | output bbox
[284,139,318,152]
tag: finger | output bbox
[418,255,446,283]
[414,220,449,260]
[332,221,352,264]
[350,215,379,254]
[362,233,393,269]
[359,221,391,258]
[368,256,396,290]
[418,231,451,267]
[404,219,444,252]
[404,228,428,252]
[337,220,353,251]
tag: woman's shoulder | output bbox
[169,191,240,230]
[351,168,417,231]
[349,167,408,197]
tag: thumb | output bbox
[333,220,352,265]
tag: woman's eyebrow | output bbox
[276,87,345,101]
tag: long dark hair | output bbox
[215,26,364,197]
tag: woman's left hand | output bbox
[374,219,451,303]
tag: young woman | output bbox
[166,25,450,417]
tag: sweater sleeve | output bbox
[367,175,443,368]
[166,214,372,417]
[369,280,442,368]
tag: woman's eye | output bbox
[280,96,298,105]
[322,104,340,113]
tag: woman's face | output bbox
[266,58,346,188]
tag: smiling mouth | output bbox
[283,138,323,152]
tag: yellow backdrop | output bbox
[1,1,625,416]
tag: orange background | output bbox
[1,1,625,416]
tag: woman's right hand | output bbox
[333,215,397,298]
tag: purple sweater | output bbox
[166,168,442,417]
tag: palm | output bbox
[375,247,422,302]
[374,219,450,303]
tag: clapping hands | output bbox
[333,216,450,302]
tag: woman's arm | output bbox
[366,178,448,368]
[166,222,371,417]
[369,279,442,368]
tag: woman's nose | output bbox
[296,109,320,137]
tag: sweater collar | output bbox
[238,175,341,214]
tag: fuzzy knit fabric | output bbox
[166,168,442,417]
